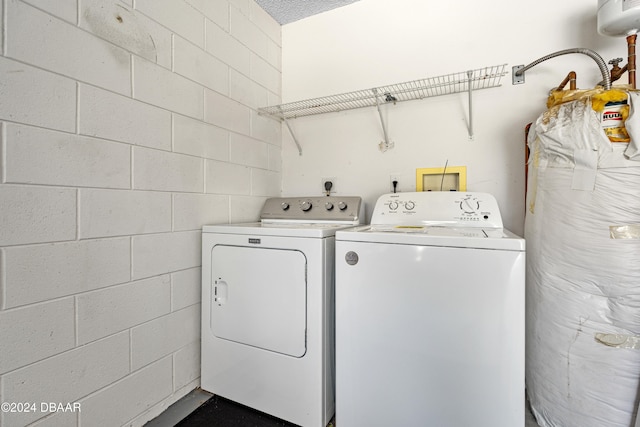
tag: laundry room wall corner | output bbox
[0,0,282,426]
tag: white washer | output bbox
[201,196,363,427]
[335,192,525,427]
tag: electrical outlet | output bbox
[389,175,401,193]
[321,177,337,195]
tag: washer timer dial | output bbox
[459,196,480,214]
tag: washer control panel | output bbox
[371,192,503,228]
[261,196,363,223]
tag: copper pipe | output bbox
[557,71,577,91]
[608,58,625,83]
[524,123,531,201]
[597,59,628,86]
[612,65,628,83]
[627,34,637,89]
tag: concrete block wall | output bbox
[0,0,281,425]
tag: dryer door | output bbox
[210,245,307,357]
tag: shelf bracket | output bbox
[279,107,302,156]
[373,88,394,151]
[467,70,474,140]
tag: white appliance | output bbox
[598,0,640,37]
[201,196,363,427]
[335,191,525,427]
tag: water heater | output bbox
[598,0,640,36]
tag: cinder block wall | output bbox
[0,0,281,425]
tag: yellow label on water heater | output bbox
[602,103,630,143]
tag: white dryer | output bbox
[335,192,525,427]
[201,196,363,427]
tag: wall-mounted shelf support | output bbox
[279,106,302,156]
[467,70,474,140]
[283,118,302,156]
[259,64,507,153]
[373,88,394,151]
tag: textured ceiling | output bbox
[255,0,360,25]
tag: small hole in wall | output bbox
[116,15,123,23]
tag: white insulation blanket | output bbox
[525,93,640,427]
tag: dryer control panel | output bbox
[260,196,363,224]
[370,192,503,228]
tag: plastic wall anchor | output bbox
[379,140,395,152]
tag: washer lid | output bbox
[336,225,525,251]
[202,221,358,238]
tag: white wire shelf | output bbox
[259,64,508,120]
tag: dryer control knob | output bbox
[325,202,334,210]
[338,201,348,210]
[281,202,290,211]
[405,201,415,210]
[301,200,312,211]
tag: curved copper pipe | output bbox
[557,71,577,91]
[597,59,628,86]
[611,64,628,83]
[627,34,637,89]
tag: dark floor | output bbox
[148,389,537,427]
[175,395,303,427]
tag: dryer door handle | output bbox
[214,280,228,306]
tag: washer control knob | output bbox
[301,200,312,211]
[281,202,290,211]
[338,201,348,211]
[389,201,399,210]
[325,202,334,210]
[405,201,415,210]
